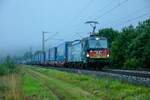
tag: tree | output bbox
[136,19,150,34]
[111,25,137,68]
[112,19,150,69]
[127,32,150,68]
[125,19,150,69]
[97,28,119,48]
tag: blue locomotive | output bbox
[32,35,110,69]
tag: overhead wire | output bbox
[69,0,128,37]
[54,0,94,43]
[99,7,150,28]
[69,0,95,24]
[65,0,95,39]
[86,0,114,20]
[45,32,59,42]
[93,0,129,21]
[117,7,150,22]
[112,11,150,28]
[71,0,114,28]
[65,0,148,41]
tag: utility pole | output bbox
[29,47,32,62]
[42,31,58,61]
[42,31,48,62]
[85,21,99,36]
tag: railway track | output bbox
[45,66,150,86]
[102,69,150,78]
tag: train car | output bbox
[33,51,44,65]
[32,53,38,65]
[50,47,57,61]
[67,40,83,68]
[25,58,32,65]
[45,49,50,65]
[48,47,57,65]
[56,42,71,66]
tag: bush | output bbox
[0,64,9,75]
[0,56,16,75]
[124,58,141,69]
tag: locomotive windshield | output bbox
[88,37,107,49]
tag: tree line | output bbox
[97,18,150,69]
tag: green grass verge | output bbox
[29,66,150,100]
[24,67,98,100]
[21,71,58,100]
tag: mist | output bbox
[0,0,150,57]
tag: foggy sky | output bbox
[0,0,150,57]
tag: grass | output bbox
[30,66,150,100]
[21,70,57,100]
[24,67,97,100]
[0,73,22,100]
[0,65,150,100]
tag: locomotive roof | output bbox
[82,35,107,41]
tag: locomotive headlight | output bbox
[96,37,100,40]
[107,54,110,58]
[86,53,90,57]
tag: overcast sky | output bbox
[0,0,150,57]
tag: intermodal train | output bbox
[30,35,110,70]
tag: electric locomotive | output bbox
[67,35,109,69]
[85,36,109,67]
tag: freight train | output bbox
[30,35,110,70]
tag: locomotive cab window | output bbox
[88,37,107,49]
